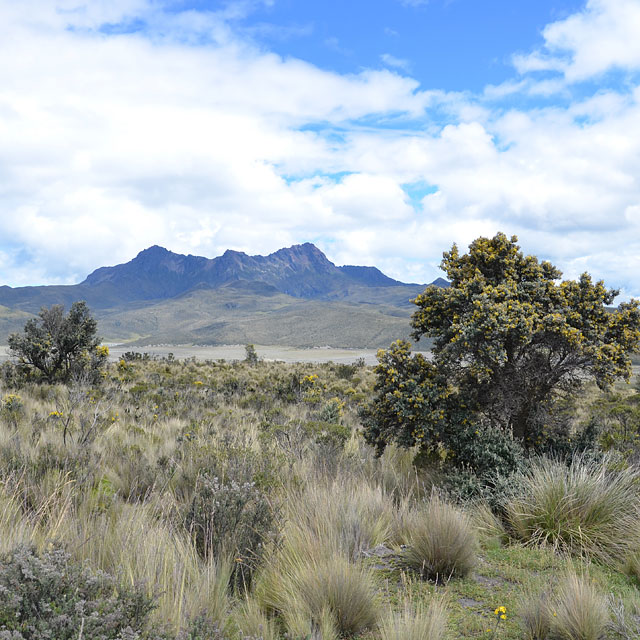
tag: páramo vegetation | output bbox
[2,233,640,639]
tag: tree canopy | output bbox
[8,301,107,383]
[362,233,640,473]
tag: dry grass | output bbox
[402,493,478,581]
[519,587,552,640]
[379,596,447,640]
[2,358,640,638]
[504,456,640,565]
[551,572,609,640]
[255,524,379,637]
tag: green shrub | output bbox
[0,395,23,428]
[0,545,155,639]
[185,473,277,589]
[402,494,477,581]
[503,456,640,564]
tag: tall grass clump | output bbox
[284,479,395,559]
[402,493,477,581]
[255,525,379,637]
[378,597,447,640]
[519,588,552,640]
[234,595,280,640]
[504,456,640,564]
[519,573,610,640]
[551,572,609,640]
[67,499,232,633]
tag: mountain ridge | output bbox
[0,243,446,347]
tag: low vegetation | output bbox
[0,352,638,639]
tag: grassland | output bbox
[1,355,640,639]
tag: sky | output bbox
[1,0,640,298]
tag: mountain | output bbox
[0,244,446,347]
[80,243,416,301]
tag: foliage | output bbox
[244,344,259,366]
[586,389,640,461]
[363,233,640,474]
[0,545,155,639]
[8,301,107,384]
[185,473,277,590]
[361,339,523,479]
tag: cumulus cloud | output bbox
[513,0,640,81]
[1,0,640,300]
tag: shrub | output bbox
[503,456,640,564]
[185,473,276,590]
[7,302,107,384]
[244,344,258,366]
[402,494,477,581]
[378,598,447,640]
[0,395,23,429]
[0,545,155,639]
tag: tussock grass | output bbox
[379,597,447,640]
[66,499,232,631]
[471,500,508,547]
[285,479,396,558]
[519,587,552,640]
[402,493,478,581]
[551,572,609,640]
[255,524,379,637]
[504,456,640,564]
[234,595,280,640]
[3,357,640,637]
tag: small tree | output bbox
[245,343,259,365]
[363,233,640,472]
[8,301,107,384]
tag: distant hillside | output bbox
[0,244,446,347]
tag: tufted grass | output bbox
[503,456,640,565]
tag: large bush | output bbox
[0,545,155,639]
[8,301,107,384]
[363,233,640,472]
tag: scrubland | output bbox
[1,355,640,639]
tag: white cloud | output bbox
[1,0,640,301]
[380,53,411,71]
[514,0,640,81]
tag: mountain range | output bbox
[0,243,446,348]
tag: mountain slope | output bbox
[0,243,445,347]
[97,284,423,348]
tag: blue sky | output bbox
[1,0,640,298]
[224,0,586,91]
